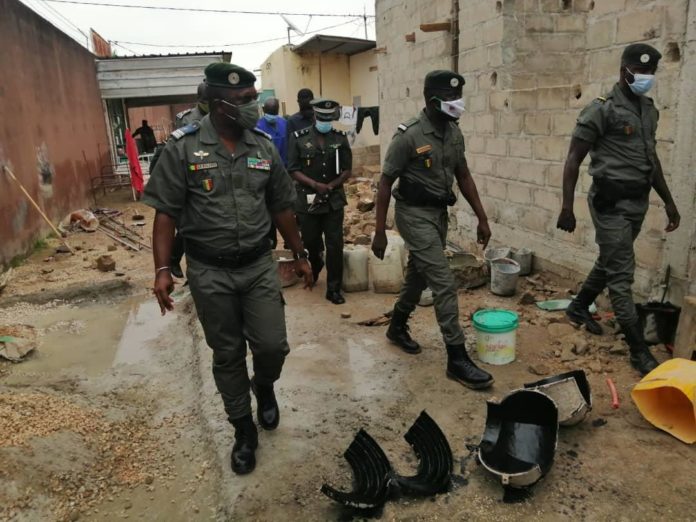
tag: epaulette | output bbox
[332,129,347,136]
[252,127,272,140]
[170,121,200,140]
[293,127,311,139]
[175,107,193,120]
[397,117,419,132]
[595,96,607,103]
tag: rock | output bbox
[554,349,561,358]
[518,291,536,305]
[343,225,352,236]
[588,360,602,373]
[354,235,371,246]
[96,255,116,272]
[572,338,590,356]
[56,244,71,254]
[528,363,550,376]
[69,510,80,521]
[547,323,576,339]
[560,345,576,362]
[608,342,628,355]
[448,252,487,289]
[41,268,54,274]
[362,223,375,235]
[108,245,117,252]
[357,197,375,212]
[341,312,352,319]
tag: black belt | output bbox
[185,241,270,269]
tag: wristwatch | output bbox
[293,249,309,261]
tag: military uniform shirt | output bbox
[383,110,466,200]
[288,126,352,213]
[142,115,296,254]
[175,106,207,129]
[573,83,658,185]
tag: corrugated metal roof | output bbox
[292,35,376,56]
[96,52,228,99]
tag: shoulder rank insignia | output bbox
[293,127,311,139]
[397,117,419,133]
[252,127,272,140]
[176,108,193,120]
[171,121,200,140]
[333,129,347,136]
[596,96,607,102]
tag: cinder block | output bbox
[655,110,675,142]
[481,18,505,44]
[467,135,485,153]
[471,154,495,175]
[508,183,533,204]
[486,178,508,200]
[525,14,554,32]
[552,110,579,135]
[534,188,562,211]
[524,112,552,134]
[586,18,615,49]
[459,28,480,51]
[489,91,509,111]
[591,0,626,15]
[475,113,496,134]
[499,113,523,134]
[520,208,553,234]
[509,138,533,158]
[460,46,488,71]
[468,94,488,113]
[546,164,564,187]
[556,14,586,32]
[616,10,662,43]
[589,48,623,82]
[516,161,547,185]
[539,0,562,12]
[485,137,508,156]
[509,90,537,110]
[488,44,504,67]
[534,136,568,161]
[537,87,570,110]
[495,158,521,180]
[635,236,665,269]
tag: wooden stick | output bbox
[97,226,141,251]
[420,22,452,32]
[2,165,75,254]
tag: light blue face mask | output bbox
[626,68,655,95]
[315,121,333,134]
[263,113,278,123]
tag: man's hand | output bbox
[665,202,680,232]
[314,182,330,195]
[153,270,175,315]
[557,208,576,233]
[371,230,388,260]
[295,259,314,289]
[477,220,491,249]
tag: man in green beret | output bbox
[143,62,313,475]
[557,43,680,376]
[288,98,352,304]
[372,70,494,390]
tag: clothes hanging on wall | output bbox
[356,106,379,135]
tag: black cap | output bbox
[621,43,662,67]
[204,63,256,89]
[424,70,465,90]
[311,98,340,121]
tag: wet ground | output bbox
[1,276,694,521]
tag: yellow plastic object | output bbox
[631,358,696,444]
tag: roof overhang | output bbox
[96,53,229,99]
[292,35,376,56]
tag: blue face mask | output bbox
[263,113,278,123]
[626,68,655,95]
[315,121,333,134]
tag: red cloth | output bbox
[124,128,144,194]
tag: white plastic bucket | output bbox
[490,258,520,296]
[342,246,369,292]
[484,247,511,267]
[473,309,519,365]
[511,248,533,276]
[418,288,434,306]
[369,231,405,294]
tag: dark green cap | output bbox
[424,70,465,90]
[204,62,256,89]
[310,98,340,121]
[621,43,662,67]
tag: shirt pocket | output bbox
[299,149,317,168]
[186,165,227,197]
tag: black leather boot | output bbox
[622,321,659,376]
[446,344,494,390]
[386,309,421,354]
[566,288,602,335]
[251,378,279,430]
[230,415,258,475]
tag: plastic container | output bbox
[511,248,533,276]
[525,370,592,426]
[490,258,520,296]
[484,246,511,267]
[473,309,519,365]
[342,246,369,292]
[272,250,298,288]
[418,288,434,306]
[369,231,405,294]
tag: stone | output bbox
[560,345,576,362]
[56,244,71,254]
[341,312,352,319]
[588,360,603,373]
[362,223,376,235]
[608,342,628,355]
[108,245,117,252]
[572,338,590,356]
[448,252,487,289]
[96,255,116,272]
[518,291,536,305]
[354,235,371,246]
[357,197,375,212]
[527,363,550,376]
[547,323,576,339]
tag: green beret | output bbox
[204,62,256,89]
[424,70,465,90]
[621,43,662,67]
[311,98,340,121]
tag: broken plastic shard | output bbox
[389,411,453,496]
[524,370,592,426]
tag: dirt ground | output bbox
[1,189,694,521]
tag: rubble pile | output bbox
[344,176,380,245]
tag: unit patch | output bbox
[202,179,213,191]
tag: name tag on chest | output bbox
[247,157,271,171]
[188,162,218,172]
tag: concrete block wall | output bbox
[375,0,695,300]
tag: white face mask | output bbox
[435,97,466,119]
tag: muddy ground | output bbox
[0,190,694,521]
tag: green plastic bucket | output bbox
[473,309,519,365]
